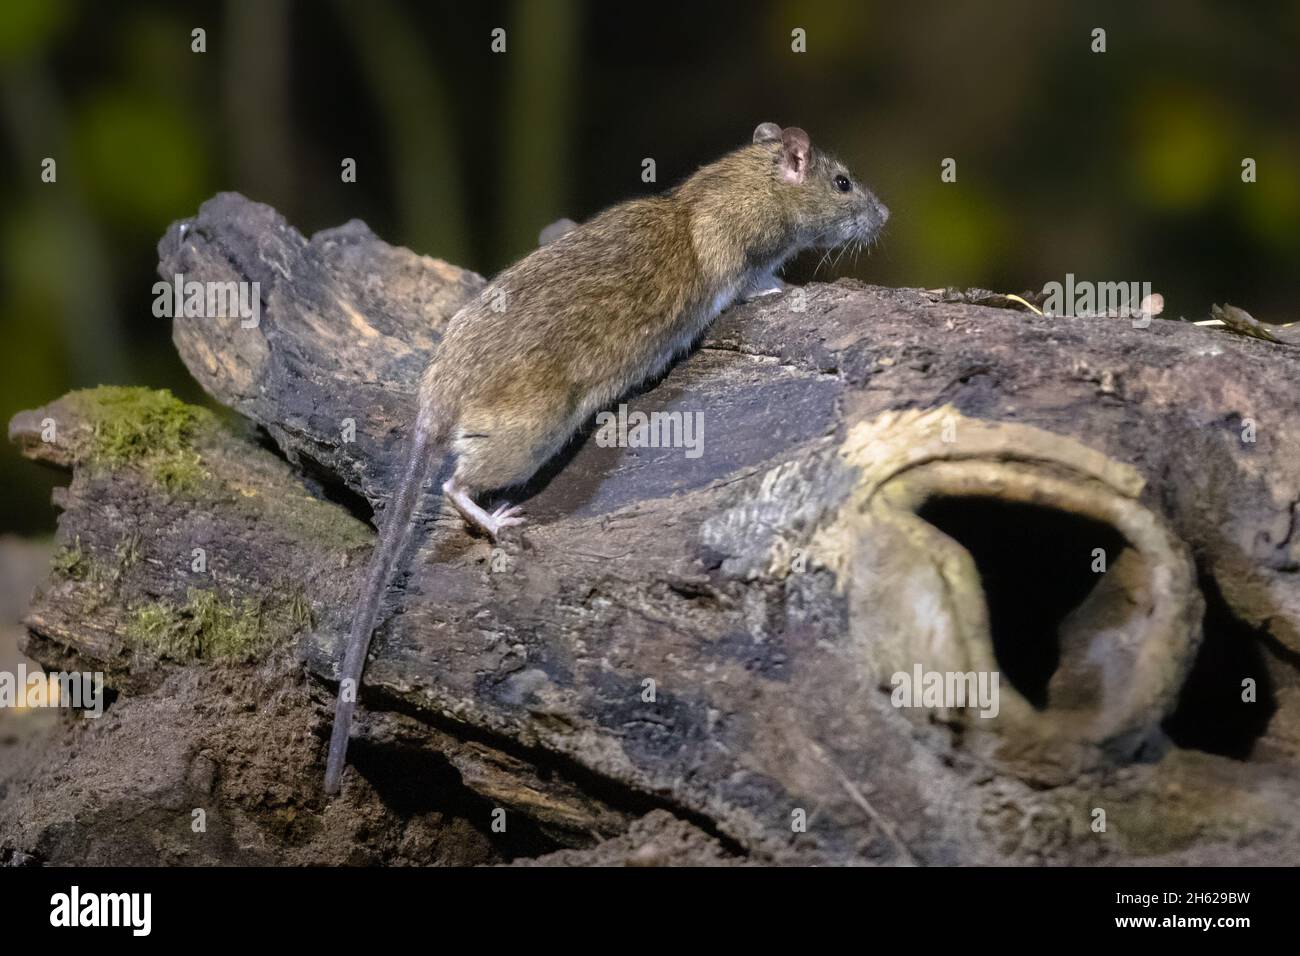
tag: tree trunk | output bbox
[5,192,1299,865]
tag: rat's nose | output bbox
[875,199,890,224]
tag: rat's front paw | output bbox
[740,275,786,302]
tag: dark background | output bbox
[2,0,1298,536]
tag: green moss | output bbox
[51,536,87,579]
[58,387,372,550]
[289,590,314,631]
[1106,781,1254,857]
[125,587,277,663]
[50,535,118,587]
[273,490,374,552]
[114,532,142,570]
[52,532,152,591]
[65,386,208,492]
[149,454,206,493]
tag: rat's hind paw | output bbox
[484,503,526,539]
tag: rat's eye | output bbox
[834,174,851,193]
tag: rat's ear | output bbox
[752,122,783,144]
[778,127,812,184]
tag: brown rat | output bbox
[324,122,889,793]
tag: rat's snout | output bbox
[854,194,889,241]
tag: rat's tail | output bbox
[325,409,445,794]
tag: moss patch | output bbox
[58,386,372,550]
[125,587,284,663]
[272,490,374,552]
[50,535,119,588]
[51,532,149,591]
[36,388,369,670]
[65,386,208,492]
[1104,778,1257,857]
[51,536,87,579]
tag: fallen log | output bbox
[6,192,1300,864]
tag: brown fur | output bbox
[426,130,886,494]
[324,124,888,793]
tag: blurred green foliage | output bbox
[0,0,69,62]
[74,92,210,227]
[1,0,1297,535]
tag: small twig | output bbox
[811,743,919,866]
[836,774,919,867]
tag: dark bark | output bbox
[5,192,1299,865]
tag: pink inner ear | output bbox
[781,127,811,153]
[779,127,811,184]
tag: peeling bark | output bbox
[5,193,1300,865]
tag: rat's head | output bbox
[751,121,889,252]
